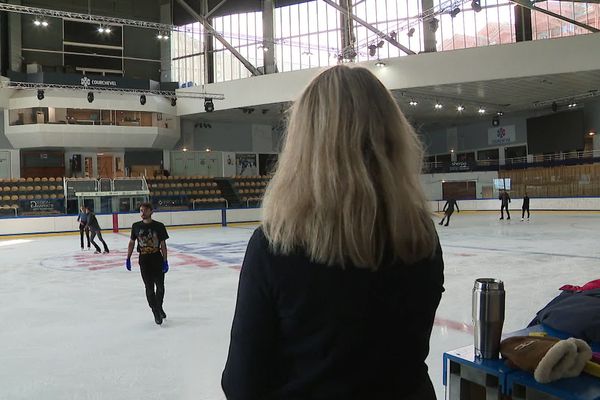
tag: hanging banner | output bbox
[488,125,516,145]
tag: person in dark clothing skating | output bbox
[499,190,511,220]
[126,202,170,325]
[439,198,459,226]
[77,205,90,250]
[521,193,530,221]
[85,207,109,254]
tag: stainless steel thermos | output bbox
[472,278,505,359]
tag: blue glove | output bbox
[126,258,131,271]
[162,260,169,273]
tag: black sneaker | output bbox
[152,309,163,325]
[160,308,167,319]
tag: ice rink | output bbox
[1,212,599,400]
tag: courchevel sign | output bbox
[80,76,117,87]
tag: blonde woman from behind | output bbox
[222,65,444,400]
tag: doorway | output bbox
[97,155,114,178]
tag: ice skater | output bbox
[521,193,530,221]
[77,205,90,250]
[85,206,109,254]
[126,202,170,325]
[439,198,459,226]
[499,190,511,220]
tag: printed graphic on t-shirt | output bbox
[136,227,161,255]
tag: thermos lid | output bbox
[474,278,504,291]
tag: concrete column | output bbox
[160,0,172,82]
[262,0,276,73]
[8,1,23,72]
[201,0,214,84]
[339,0,356,60]
[421,0,437,53]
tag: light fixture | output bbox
[182,147,188,152]
[375,60,386,68]
[472,0,482,13]
[478,107,486,114]
[434,103,443,109]
[204,98,214,112]
[429,18,439,33]
[390,31,397,40]
[450,149,455,153]
[492,116,500,127]
[407,28,415,38]
[497,111,504,116]
[409,100,418,106]
[171,97,177,107]
[457,105,465,112]
[41,21,48,27]
[376,40,385,48]
[568,102,577,108]
[205,148,211,152]
[140,94,146,105]
[589,131,596,136]
[368,44,377,57]
[37,90,44,100]
[33,19,41,26]
[450,7,461,18]
[262,46,269,52]
[98,26,105,33]
[104,27,111,33]
[87,92,94,103]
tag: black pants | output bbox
[79,224,90,248]
[90,229,109,252]
[440,210,454,226]
[522,206,530,219]
[139,253,165,311]
[500,204,510,219]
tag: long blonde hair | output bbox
[262,65,436,269]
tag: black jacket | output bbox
[222,228,444,400]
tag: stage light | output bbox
[434,103,443,109]
[204,98,214,112]
[37,90,44,100]
[457,105,465,112]
[472,0,482,12]
[375,60,386,68]
[407,28,415,38]
[492,116,500,127]
[478,107,486,114]
[450,7,461,18]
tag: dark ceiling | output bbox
[173,0,312,25]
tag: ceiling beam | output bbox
[322,0,416,56]
[206,0,228,18]
[174,0,262,76]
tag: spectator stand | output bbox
[146,175,227,211]
[0,176,64,216]
[230,175,269,207]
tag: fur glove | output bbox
[500,336,592,383]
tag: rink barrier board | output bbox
[0,208,261,237]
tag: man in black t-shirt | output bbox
[126,202,170,325]
[521,193,530,221]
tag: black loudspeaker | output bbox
[72,154,82,172]
[492,117,500,127]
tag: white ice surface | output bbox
[1,213,599,399]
